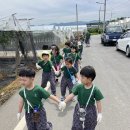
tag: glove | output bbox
[97,113,102,123]
[59,101,66,111]
[17,113,21,121]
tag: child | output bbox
[51,46,63,82]
[62,41,71,59]
[17,68,60,130]
[59,66,104,130]
[60,57,79,101]
[37,51,57,96]
[50,44,58,56]
[78,38,83,57]
[68,45,81,72]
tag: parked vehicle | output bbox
[101,26,124,46]
[116,31,130,57]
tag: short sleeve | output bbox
[94,87,104,101]
[73,67,78,75]
[38,60,43,66]
[72,84,80,95]
[39,87,50,99]
[63,48,65,53]
[61,66,65,71]
[49,61,53,67]
[59,55,63,59]
[77,54,81,60]
[19,89,24,99]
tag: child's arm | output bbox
[18,96,24,113]
[58,93,75,111]
[96,100,103,123]
[49,95,60,104]
[17,96,24,121]
[96,100,102,113]
[52,66,56,72]
[64,93,75,103]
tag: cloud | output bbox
[0,0,129,25]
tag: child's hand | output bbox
[17,113,21,121]
[59,101,66,111]
[55,71,60,76]
[97,113,102,123]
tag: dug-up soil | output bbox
[0,78,21,106]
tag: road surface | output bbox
[0,35,130,130]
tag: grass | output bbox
[0,78,21,106]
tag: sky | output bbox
[0,0,130,25]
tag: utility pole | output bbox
[98,6,101,33]
[12,13,20,77]
[76,4,79,39]
[103,0,107,33]
[96,1,107,33]
[27,18,37,63]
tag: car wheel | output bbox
[126,47,130,57]
[101,39,104,44]
[103,42,107,46]
[116,43,119,51]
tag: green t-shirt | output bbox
[72,84,104,106]
[38,60,53,72]
[61,66,77,79]
[19,85,50,111]
[51,54,63,65]
[68,53,81,62]
[63,47,71,57]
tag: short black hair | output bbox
[71,45,78,53]
[19,68,36,78]
[80,66,96,81]
[65,42,71,47]
[52,46,60,55]
[65,57,73,64]
[42,53,49,57]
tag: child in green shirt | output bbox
[38,51,57,96]
[51,46,63,82]
[59,57,79,101]
[17,68,60,130]
[62,42,71,59]
[59,66,104,130]
[68,45,81,72]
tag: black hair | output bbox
[65,57,73,64]
[65,42,71,47]
[70,45,78,53]
[52,46,60,55]
[42,53,49,57]
[19,68,36,78]
[80,66,96,81]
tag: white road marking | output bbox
[14,115,26,130]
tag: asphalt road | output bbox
[0,35,130,130]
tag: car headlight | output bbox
[106,35,109,40]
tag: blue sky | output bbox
[0,0,130,25]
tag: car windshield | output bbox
[106,26,123,33]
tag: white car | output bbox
[116,31,130,57]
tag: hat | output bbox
[42,50,50,55]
